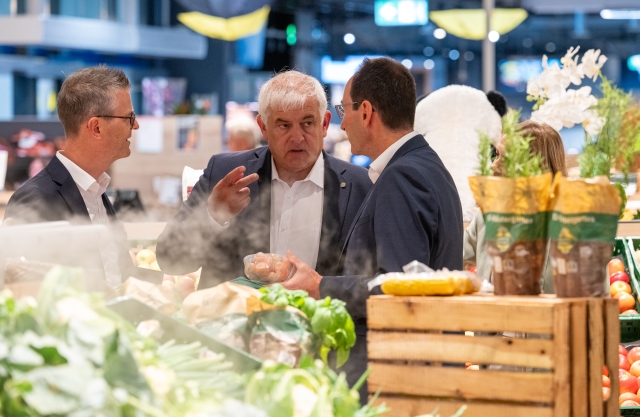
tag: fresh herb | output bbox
[501,109,544,179]
[259,285,356,367]
[245,356,389,417]
[476,132,493,176]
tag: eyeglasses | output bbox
[334,102,361,119]
[96,112,136,128]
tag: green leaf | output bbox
[336,347,350,368]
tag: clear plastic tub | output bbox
[243,253,296,284]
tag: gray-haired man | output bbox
[157,70,372,289]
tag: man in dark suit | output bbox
[4,66,139,282]
[156,71,371,288]
[282,57,464,401]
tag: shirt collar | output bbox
[271,152,325,189]
[56,151,111,196]
[368,130,419,184]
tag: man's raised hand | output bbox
[207,166,259,225]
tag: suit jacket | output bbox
[4,156,135,278]
[156,146,372,289]
[320,135,464,400]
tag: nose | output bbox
[290,124,305,143]
[133,118,140,130]
[340,117,346,132]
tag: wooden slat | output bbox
[603,299,620,417]
[368,363,554,403]
[373,395,554,417]
[588,299,604,417]
[368,331,554,369]
[570,301,588,417]
[367,295,557,334]
[552,303,571,417]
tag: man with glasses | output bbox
[4,65,139,284]
[281,57,464,402]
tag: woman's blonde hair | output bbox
[519,120,568,176]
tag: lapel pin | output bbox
[340,182,346,188]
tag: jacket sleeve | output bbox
[156,157,220,275]
[4,184,56,224]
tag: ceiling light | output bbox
[546,42,556,53]
[449,50,460,60]
[423,59,435,70]
[488,31,500,42]
[464,51,474,61]
[423,46,434,57]
[433,28,447,39]
[601,9,640,19]
[344,33,355,44]
[402,59,413,69]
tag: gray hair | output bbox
[258,70,327,121]
[57,65,131,137]
[225,116,260,145]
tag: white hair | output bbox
[225,116,260,145]
[414,85,503,223]
[258,70,327,121]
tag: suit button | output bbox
[340,182,346,188]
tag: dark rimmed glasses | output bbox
[96,112,136,128]
[334,102,361,119]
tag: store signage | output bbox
[374,0,428,26]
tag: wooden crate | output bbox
[367,295,620,417]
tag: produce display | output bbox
[618,345,640,406]
[0,266,388,417]
[259,285,356,367]
[609,258,640,315]
[244,253,295,283]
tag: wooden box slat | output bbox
[368,363,554,403]
[374,395,554,417]
[368,295,557,334]
[367,296,619,417]
[368,331,554,369]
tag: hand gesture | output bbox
[207,166,259,225]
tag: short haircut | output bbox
[57,65,131,137]
[258,70,327,121]
[520,120,568,177]
[225,116,260,145]
[350,57,416,131]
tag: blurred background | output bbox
[0,0,639,219]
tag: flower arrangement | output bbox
[526,46,607,137]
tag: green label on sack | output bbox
[483,211,549,247]
[548,212,618,245]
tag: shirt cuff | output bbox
[207,205,230,229]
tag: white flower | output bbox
[561,46,584,86]
[581,49,607,81]
[582,110,606,136]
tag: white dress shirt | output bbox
[270,153,324,269]
[368,130,419,184]
[56,151,122,286]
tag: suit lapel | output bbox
[316,154,347,275]
[47,157,90,219]
[102,194,116,217]
[341,186,374,253]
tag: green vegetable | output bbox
[245,357,389,417]
[259,285,357,367]
[501,109,544,179]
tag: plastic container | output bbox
[243,253,295,284]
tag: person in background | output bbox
[280,57,464,401]
[463,120,568,293]
[226,116,261,152]
[4,65,139,285]
[157,70,372,289]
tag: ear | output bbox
[360,101,375,127]
[86,117,102,140]
[321,110,331,137]
[256,114,268,141]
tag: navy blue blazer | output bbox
[4,156,135,277]
[318,135,463,398]
[321,135,464,318]
[156,146,372,288]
